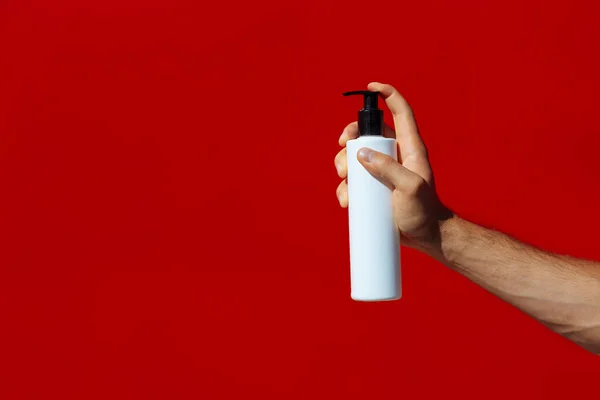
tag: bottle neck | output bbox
[358,109,383,137]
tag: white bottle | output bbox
[343,91,401,301]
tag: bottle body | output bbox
[346,136,401,301]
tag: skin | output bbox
[334,82,600,355]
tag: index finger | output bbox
[367,82,427,161]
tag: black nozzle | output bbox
[342,90,383,136]
[343,90,379,110]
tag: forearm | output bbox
[425,215,600,354]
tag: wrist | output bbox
[412,205,458,263]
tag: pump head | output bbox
[342,90,383,136]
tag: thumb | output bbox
[357,147,420,190]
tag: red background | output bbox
[1,0,599,398]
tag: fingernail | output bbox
[336,162,342,172]
[358,148,373,162]
[338,194,343,203]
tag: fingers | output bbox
[367,82,431,182]
[357,147,423,192]
[336,179,348,208]
[336,147,424,209]
[339,121,395,147]
[334,148,347,178]
[334,120,395,179]
[338,122,359,146]
[337,83,430,208]
[367,82,424,156]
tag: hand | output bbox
[334,82,449,250]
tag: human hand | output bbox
[334,82,449,250]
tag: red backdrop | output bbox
[1,0,599,398]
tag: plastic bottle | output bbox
[343,90,401,301]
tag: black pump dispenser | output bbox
[342,91,383,136]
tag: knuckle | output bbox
[405,176,427,197]
[378,155,395,170]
